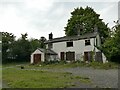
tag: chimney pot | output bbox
[49,32,53,40]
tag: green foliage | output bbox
[2,32,46,63]
[101,21,120,63]
[12,33,31,62]
[42,60,59,65]
[29,38,41,52]
[29,36,46,53]
[88,61,118,69]
[39,36,46,49]
[2,32,16,63]
[28,60,118,70]
[90,51,95,62]
[64,6,109,43]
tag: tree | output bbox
[12,33,31,62]
[29,38,41,52]
[39,36,46,49]
[101,20,120,63]
[2,32,16,63]
[64,6,110,43]
[29,36,46,53]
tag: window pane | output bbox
[67,42,73,47]
[85,40,91,46]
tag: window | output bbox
[66,42,73,47]
[85,39,91,46]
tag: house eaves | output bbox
[37,48,57,55]
[45,32,98,44]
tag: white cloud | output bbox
[25,0,54,11]
[56,0,119,2]
[0,0,118,40]
[0,6,29,38]
[97,3,118,28]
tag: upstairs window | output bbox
[66,41,73,47]
[85,39,91,46]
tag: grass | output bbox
[22,61,119,70]
[2,62,28,68]
[2,68,91,88]
[75,76,91,83]
[2,61,118,88]
[0,65,2,89]
[86,61,119,69]
[0,69,1,78]
[2,60,119,70]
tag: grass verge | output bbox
[3,68,91,88]
[25,61,119,70]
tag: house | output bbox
[31,31,107,64]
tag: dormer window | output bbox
[85,39,91,46]
[66,41,73,47]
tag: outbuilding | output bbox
[30,48,58,64]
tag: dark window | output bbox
[66,52,75,61]
[85,39,91,46]
[66,42,73,47]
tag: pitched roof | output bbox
[37,48,57,55]
[45,32,98,44]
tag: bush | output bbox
[42,60,60,65]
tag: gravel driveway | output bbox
[37,67,118,88]
[62,67,118,88]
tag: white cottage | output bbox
[45,32,106,63]
[31,31,107,64]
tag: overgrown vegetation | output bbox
[26,60,119,70]
[64,6,109,44]
[2,32,46,63]
[2,68,91,88]
[101,21,120,63]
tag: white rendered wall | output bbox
[30,49,45,63]
[52,38,97,61]
[30,54,33,64]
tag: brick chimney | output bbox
[49,32,53,40]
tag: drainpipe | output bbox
[93,38,96,61]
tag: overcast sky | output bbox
[0,0,119,40]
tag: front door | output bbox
[84,52,92,62]
[60,52,65,60]
[34,54,41,64]
[84,52,88,61]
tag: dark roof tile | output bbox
[38,48,57,55]
[45,32,98,44]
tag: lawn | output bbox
[0,65,2,89]
[2,67,90,88]
[2,61,118,88]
